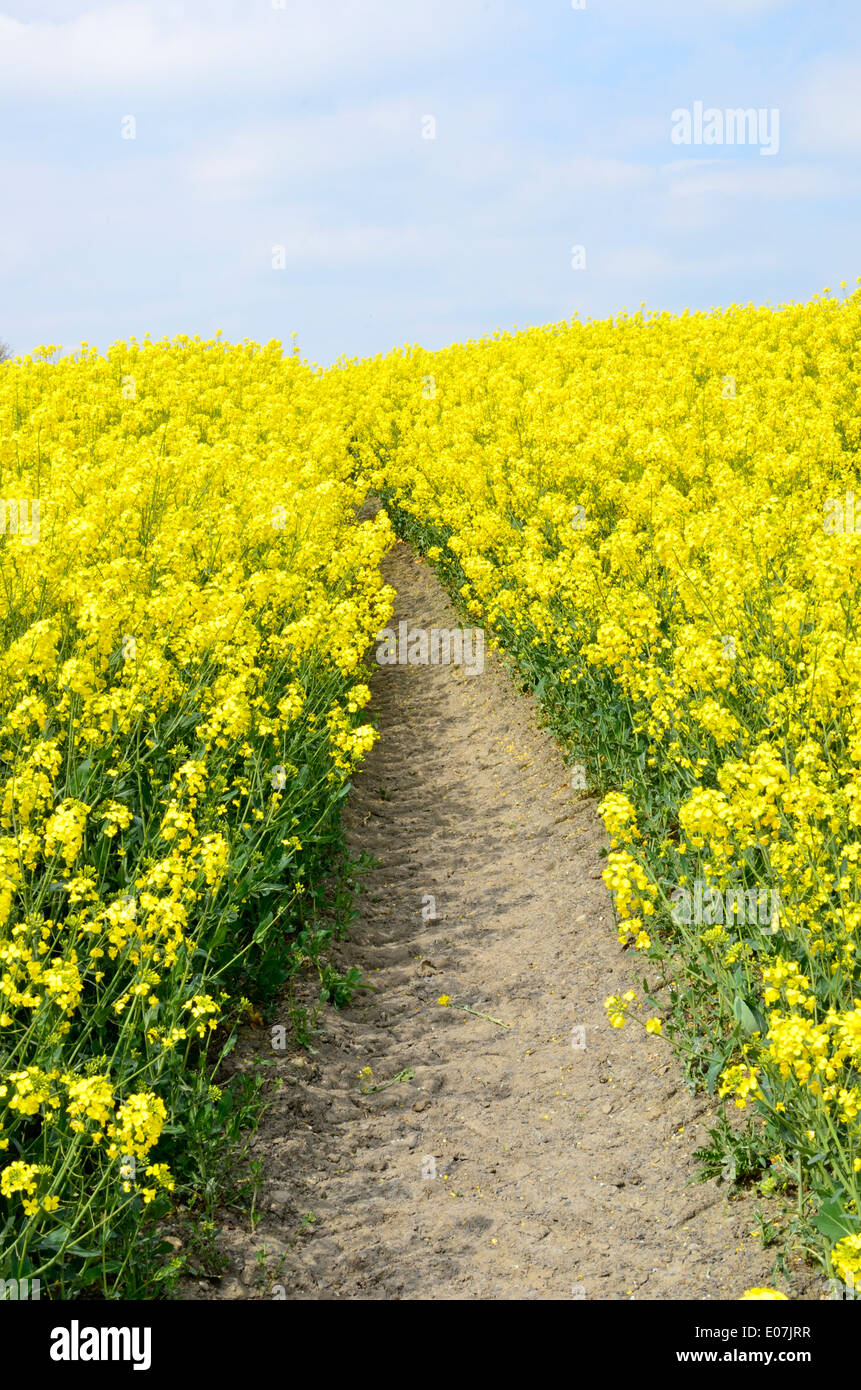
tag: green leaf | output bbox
[252,912,274,944]
[732,995,761,1036]
[706,1048,729,1095]
[813,1197,859,1244]
[37,1228,100,1259]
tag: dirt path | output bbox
[200,540,818,1302]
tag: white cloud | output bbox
[664,160,855,199]
[496,157,653,219]
[186,101,448,195]
[601,245,787,278]
[605,0,794,19]
[794,58,861,152]
[0,0,498,98]
[559,157,655,191]
[256,220,463,269]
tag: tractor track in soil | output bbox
[190,538,818,1302]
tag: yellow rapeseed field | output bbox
[345,283,861,1286]
[0,335,393,1295]
[5,284,861,1294]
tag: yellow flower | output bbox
[831,1233,861,1284]
[1,1160,49,1198]
[106,1092,166,1160]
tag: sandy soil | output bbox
[191,540,820,1301]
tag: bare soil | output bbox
[190,541,820,1301]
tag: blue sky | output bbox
[1,0,860,366]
